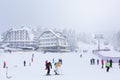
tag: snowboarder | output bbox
[54,61,60,75]
[23,60,26,66]
[106,60,110,72]
[3,61,6,68]
[101,59,104,68]
[97,59,99,65]
[118,59,120,69]
[46,62,52,75]
[109,59,113,68]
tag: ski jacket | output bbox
[4,61,6,65]
[55,62,60,68]
[106,62,110,67]
[101,60,104,65]
[46,62,52,69]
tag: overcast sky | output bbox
[0,0,120,34]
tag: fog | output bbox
[0,0,120,34]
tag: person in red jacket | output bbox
[46,62,52,75]
[45,60,48,70]
[101,59,104,68]
[3,61,6,68]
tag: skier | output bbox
[92,58,95,65]
[97,59,99,65]
[46,62,52,75]
[119,59,120,69]
[23,60,26,67]
[32,53,34,58]
[109,59,113,68]
[54,61,60,75]
[90,59,93,65]
[105,60,110,72]
[60,59,63,65]
[101,59,104,68]
[3,61,6,68]
[80,54,82,58]
[31,58,33,62]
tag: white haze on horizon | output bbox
[0,0,120,34]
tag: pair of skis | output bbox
[45,74,63,76]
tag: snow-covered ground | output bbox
[0,43,120,80]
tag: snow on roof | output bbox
[48,29,60,38]
[8,26,35,41]
[44,29,66,39]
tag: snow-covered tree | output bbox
[112,31,120,51]
[63,29,78,51]
[1,31,8,42]
[34,26,44,39]
[77,32,96,45]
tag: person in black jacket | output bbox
[119,59,120,69]
[97,59,99,65]
[23,60,26,67]
[46,62,52,75]
[109,59,113,68]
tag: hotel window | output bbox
[26,31,28,40]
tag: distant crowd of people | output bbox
[90,58,120,72]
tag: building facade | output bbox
[38,29,68,52]
[2,27,37,50]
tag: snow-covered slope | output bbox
[0,50,120,80]
[0,42,120,80]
